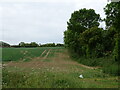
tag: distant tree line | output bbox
[18,42,39,47]
[0,41,10,47]
[40,43,64,47]
[0,41,64,48]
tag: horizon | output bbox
[0,0,107,45]
[0,40,64,45]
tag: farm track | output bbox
[40,49,51,59]
[40,50,47,57]
[43,49,51,59]
[4,49,98,71]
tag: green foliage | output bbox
[71,55,119,76]
[11,42,64,48]
[104,2,120,29]
[104,2,120,62]
[40,43,56,47]
[64,5,119,76]
[113,35,120,62]
[104,1,120,64]
[30,42,39,47]
[0,41,10,47]
[56,43,64,47]
[18,42,39,47]
[64,8,101,57]
[67,8,101,29]
[80,27,103,58]
[102,27,117,53]
[104,2,118,28]
[113,2,120,63]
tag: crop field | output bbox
[2,47,62,62]
[2,47,119,88]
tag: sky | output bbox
[0,0,108,45]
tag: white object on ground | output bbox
[79,74,83,78]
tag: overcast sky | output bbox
[0,0,108,45]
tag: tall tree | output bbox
[80,27,103,57]
[104,2,120,29]
[67,8,101,30]
[64,8,101,56]
[113,2,120,62]
[104,2,120,61]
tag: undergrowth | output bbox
[69,50,119,76]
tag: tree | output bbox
[67,8,101,30]
[30,42,39,47]
[104,2,120,61]
[0,41,10,47]
[19,42,25,47]
[64,8,101,56]
[104,2,120,29]
[56,44,64,47]
[80,27,103,57]
[40,43,55,47]
[19,42,39,47]
[113,2,120,62]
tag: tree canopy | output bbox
[64,8,101,57]
[64,2,120,75]
[67,8,101,31]
[0,41,10,47]
[104,2,120,29]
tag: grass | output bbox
[0,48,2,62]
[2,47,119,88]
[70,55,119,76]
[2,66,118,88]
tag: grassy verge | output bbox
[2,66,118,88]
[69,52,119,76]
